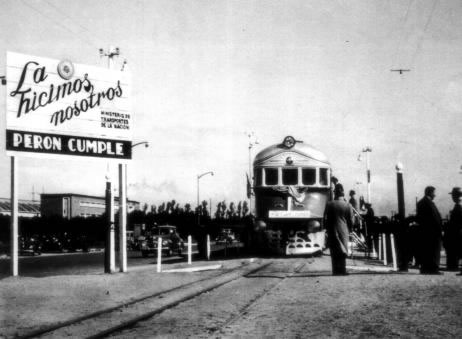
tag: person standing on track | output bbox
[325,183,354,276]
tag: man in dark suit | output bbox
[445,187,462,272]
[416,186,443,274]
[325,183,354,275]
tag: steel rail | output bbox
[17,262,267,339]
[17,262,272,339]
[86,262,273,339]
[210,262,306,337]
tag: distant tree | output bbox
[237,201,242,218]
[242,201,249,216]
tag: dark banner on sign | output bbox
[6,130,132,159]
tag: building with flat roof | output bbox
[41,193,140,219]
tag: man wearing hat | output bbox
[324,183,354,275]
[445,187,462,272]
[416,186,443,274]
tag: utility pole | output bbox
[99,47,120,273]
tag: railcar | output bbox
[252,136,331,255]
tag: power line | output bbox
[409,0,439,66]
[19,0,100,49]
[42,0,101,48]
[391,0,414,68]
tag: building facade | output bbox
[41,193,140,219]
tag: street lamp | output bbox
[358,147,372,203]
[197,171,214,225]
[247,132,258,211]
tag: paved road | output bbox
[0,251,185,278]
[0,241,244,278]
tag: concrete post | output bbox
[188,235,192,265]
[157,237,162,273]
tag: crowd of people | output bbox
[324,182,462,276]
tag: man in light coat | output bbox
[325,183,354,275]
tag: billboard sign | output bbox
[6,52,132,160]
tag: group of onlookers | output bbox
[415,186,462,275]
[324,183,462,276]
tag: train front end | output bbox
[253,136,331,255]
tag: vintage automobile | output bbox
[215,229,238,244]
[140,225,185,257]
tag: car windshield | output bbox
[152,227,176,236]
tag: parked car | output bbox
[140,225,185,257]
[215,229,238,244]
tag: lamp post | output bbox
[247,132,258,211]
[197,171,214,226]
[395,163,405,219]
[119,141,149,272]
[359,147,372,203]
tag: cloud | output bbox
[129,178,179,195]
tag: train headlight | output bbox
[283,136,296,148]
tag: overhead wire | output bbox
[42,0,101,49]
[390,0,414,69]
[409,0,438,66]
[19,0,100,50]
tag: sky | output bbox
[1,0,461,217]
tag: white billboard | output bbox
[6,52,132,160]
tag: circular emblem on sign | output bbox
[57,60,74,80]
[286,156,293,165]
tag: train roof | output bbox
[254,136,330,166]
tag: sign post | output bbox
[10,157,18,276]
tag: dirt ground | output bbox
[1,256,461,338]
[111,257,462,338]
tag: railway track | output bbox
[209,261,307,337]
[17,261,272,339]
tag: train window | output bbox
[302,168,316,185]
[265,168,278,185]
[282,168,298,185]
[319,168,329,185]
[255,168,262,186]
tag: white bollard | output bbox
[157,237,162,273]
[188,235,192,265]
[383,233,388,266]
[206,234,211,260]
[378,234,382,260]
[390,234,398,271]
[371,235,378,259]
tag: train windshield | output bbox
[319,168,329,186]
[282,168,298,185]
[265,168,278,185]
[302,168,316,185]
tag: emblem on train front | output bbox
[282,136,296,148]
